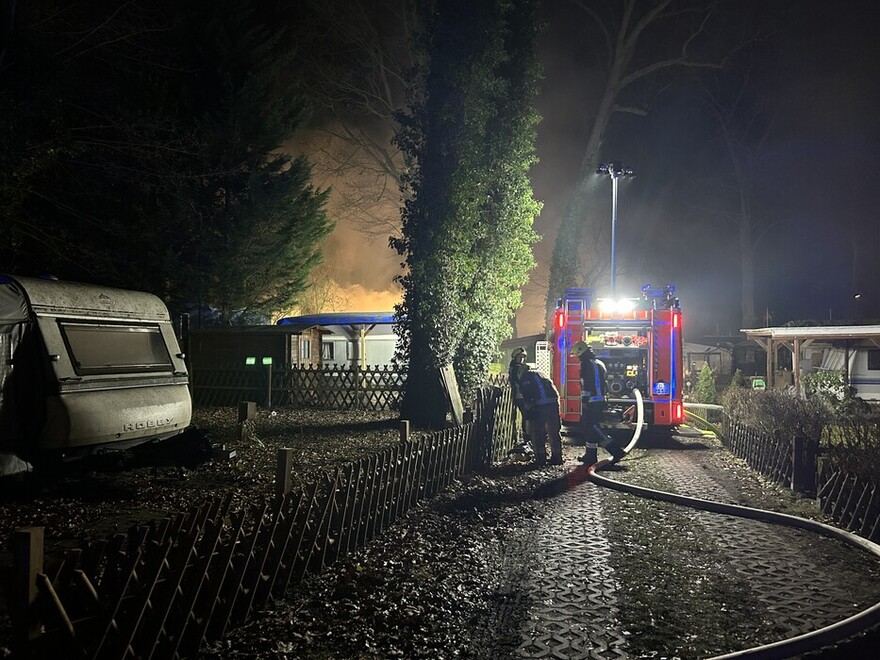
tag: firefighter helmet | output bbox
[571,341,592,357]
[512,347,527,359]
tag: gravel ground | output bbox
[0,407,408,556]
[200,463,553,660]
[2,408,880,659]
[193,426,880,660]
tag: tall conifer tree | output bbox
[0,1,331,322]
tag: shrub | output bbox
[728,369,748,390]
[803,369,848,410]
[824,416,880,477]
[723,381,880,482]
[722,387,829,440]
[695,364,719,404]
[802,369,872,418]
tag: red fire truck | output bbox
[551,284,684,433]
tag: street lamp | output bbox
[596,161,635,297]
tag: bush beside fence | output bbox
[722,416,879,543]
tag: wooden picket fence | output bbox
[191,363,406,410]
[817,468,880,542]
[722,417,880,542]
[5,386,516,659]
[722,419,796,487]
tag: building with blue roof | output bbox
[277,312,398,367]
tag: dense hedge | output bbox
[721,387,829,440]
[722,386,880,480]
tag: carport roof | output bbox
[740,324,880,393]
[742,325,880,342]
[190,324,328,334]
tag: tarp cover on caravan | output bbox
[818,347,857,373]
[0,275,31,326]
[0,274,34,386]
[0,275,40,454]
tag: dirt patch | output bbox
[0,407,407,555]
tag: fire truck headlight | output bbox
[598,298,636,314]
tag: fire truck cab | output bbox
[552,284,684,434]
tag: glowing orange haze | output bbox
[284,126,547,337]
[337,283,401,312]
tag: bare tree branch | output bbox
[567,0,613,64]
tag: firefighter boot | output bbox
[577,445,598,465]
[549,436,563,465]
[533,441,547,466]
[605,444,626,462]
[595,425,626,463]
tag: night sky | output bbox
[521,0,880,338]
[6,1,878,340]
[315,1,880,340]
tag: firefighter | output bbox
[508,347,532,455]
[518,369,563,466]
[572,341,625,463]
[508,347,529,392]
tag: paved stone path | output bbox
[512,434,880,659]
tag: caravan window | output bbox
[868,349,880,371]
[60,321,172,375]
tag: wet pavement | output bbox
[197,427,880,660]
[508,430,880,659]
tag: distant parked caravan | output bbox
[0,275,192,463]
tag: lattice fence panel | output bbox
[191,366,265,407]
[817,462,880,543]
[193,364,406,411]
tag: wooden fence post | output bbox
[792,436,818,497]
[12,527,44,647]
[265,363,273,409]
[399,420,410,444]
[238,401,256,422]
[238,401,256,442]
[276,448,294,497]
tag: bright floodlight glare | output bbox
[597,298,636,314]
[617,298,636,313]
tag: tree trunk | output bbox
[400,339,449,428]
[739,215,758,328]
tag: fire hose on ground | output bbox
[585,393,880,659]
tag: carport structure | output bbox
[277,312,396,368]
[741,325,880,394]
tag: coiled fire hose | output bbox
[597,387,645,463]
[585,399,880,659]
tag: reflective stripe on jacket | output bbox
[580,357,607,402]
